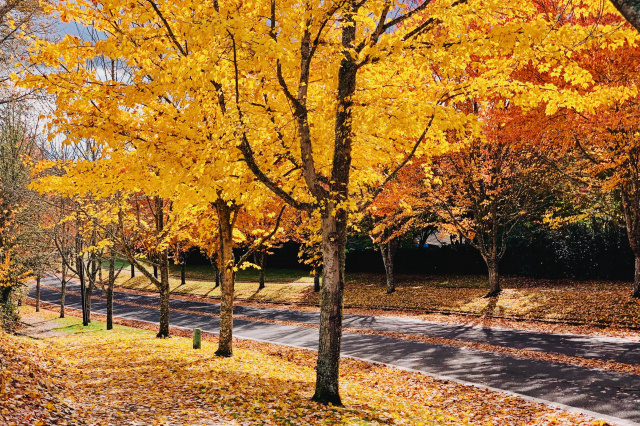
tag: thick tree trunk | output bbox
[609,0,640,32]
[620,187,640,298]
[35,275,41,312]
[312,210,346,406]
[379,238,397,294]
[215,201,236,357]
[60,264,66,318]
[484,259,501,297]
[314,267,321,293]
[258,252,265,290]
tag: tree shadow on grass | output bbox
[481,295,499,328]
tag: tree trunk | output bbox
[157,250,171,338]
[312,210,346,406]
[35,275,41,312]
[634,255,640,298]
[314,267,321,293]
[130,263,135,278]
[379,238,397,294]
[107,254,115,330]
[484,259,501,297]
[258,251,265,290]
[78,257,88,326]
[620,187,640,298]
[181,261,186,286]
[215,200,236,357]
[153,264,158,279]
[60,264,66,318]
[85,278,93,324]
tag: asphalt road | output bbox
[30,274,640,425]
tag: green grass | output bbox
[168,264,312,283]
[52,316,153,336]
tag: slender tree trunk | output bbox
[312,209,347,405]
[78,258,88,326]
[35,275,41,312]
[60,264,66,318]
[215,200,236,357]
[130,263,135,278]
[85,278,93,324]
[314,266,321,293]
[379,237,397,294]
[153,264,158,279]
[181,261,186,286]
[107,254,115,330]
[634,256,640,298]
[258,251,265,290]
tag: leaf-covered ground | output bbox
[116,272,640,330]
[3,306,612,425]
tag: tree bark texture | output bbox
[35,275,40,312]
[156,199,171,338]
[379,238,397,294]
[485,259,500,298]
[215,200,236,357]
[181,262,186,286]
[107,255,115,330]
[60,264,66,318]
[312,209,347,406]
[634,256,640,298]
[610,0,640,32]
[621,187,640,298]
[258,251,265,290]
[157,257,170,337]
[311,4,357,405]
[131,263,135,278]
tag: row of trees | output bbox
[4,0,638,407]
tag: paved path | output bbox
[31,274,640,425]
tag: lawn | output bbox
[1,306,604,425]
[115,270,640,329]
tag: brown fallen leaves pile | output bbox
[2,307,612,426]
[0,330,80,425]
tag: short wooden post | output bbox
[193,328,201,349]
